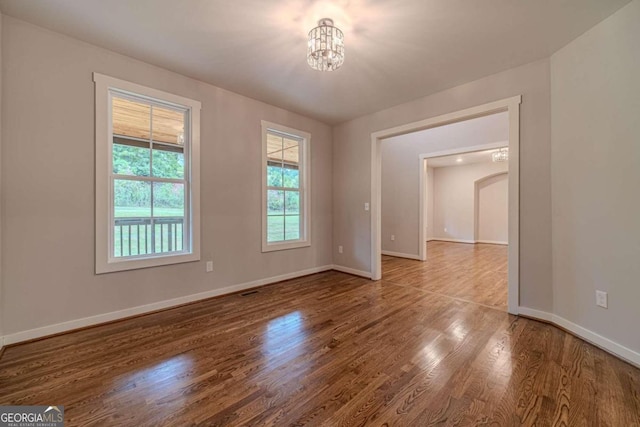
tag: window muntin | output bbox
[262,122,310,252]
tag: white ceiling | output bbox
[0,0,630,124]
[427,149,506,168]
[383,110,508,149]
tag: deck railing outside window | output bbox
[114,217,184,257]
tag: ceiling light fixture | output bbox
[492,148,509,162]
[307,18,344,71]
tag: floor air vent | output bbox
[241,290,259,296]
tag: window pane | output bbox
[113,179,151,258]
[152,147,184,179]
[267,164,283,187]
[152,106,185,145]
[266,133,284,163]
[282,140,299,189]
[153,182,185,217]
[283,166,299,189]
[285,191,299,214]
[267,216,285,242]
[112,96,151,140]
[114,179,151,218]
[283,140,299,164]
[267,190,284,215]
[113,141,150,176]
[153,182,185,255]
[285,216,300,240]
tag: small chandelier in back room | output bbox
[492,148,509,162]
[307,18,345,71]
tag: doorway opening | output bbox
[385,147,509,310]
[371,96,520,314]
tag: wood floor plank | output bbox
[1,243,638,426]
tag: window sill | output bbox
[96,252,200,274]
[262,240,311,253]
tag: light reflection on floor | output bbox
[111,353,194,415]
[263,310,306,368]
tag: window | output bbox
[94,73,201,273]
[261,121,310,252]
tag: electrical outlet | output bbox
[391,235,395,241]
[206,261,213,272]
[338,245,343,254]
[364,202,370,211]
[596,290,608,308]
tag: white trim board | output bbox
[475,240,508,245]
[429,238,476,244]
[331,265,373,279]
[2,265,333,346]
[428,238,507,245]
[381,251,422,260]
[518,307,640,369]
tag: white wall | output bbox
[551,0,640,354]
[0,16,333,338]
[477,173,508,243]
[380,112,508,257]
[337,61,552,312]
[432,162,508,242]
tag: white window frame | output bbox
[261,121,311,252]
[94,73,201,273]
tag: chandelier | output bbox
[492,148,509,162]
[307,18,344,71]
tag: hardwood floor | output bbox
[1,247,639,426]
[383,241,508,311]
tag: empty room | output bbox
[381,112,511,311]
[0,1,639,426]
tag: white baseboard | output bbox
[381,250,422,260]
[428,238,507,246]
[429,238,476,244]
[331,264,373,279]
[475,240,508,245]
[518,306,640,368]
[518,306,553,322]
[2,265,334,346]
